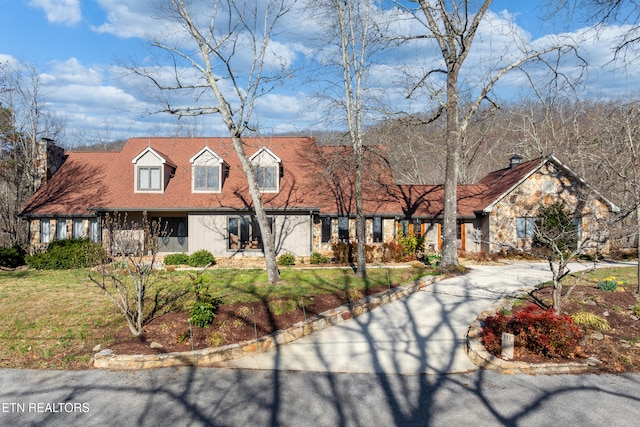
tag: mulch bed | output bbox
[493,285,640,372]
[108,284,398,356]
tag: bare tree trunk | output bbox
[354,141,366,278]
[637,200,640,294]
[138,0,290,283]
[442,73,461,268]
[402,0,578,270]
[230,134,280,281]
[327,0,372,278]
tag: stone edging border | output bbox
[465,295,603,375]
[94,275,440,369]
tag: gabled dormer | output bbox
[249,146,282,193]
[189,147,226,193]
[132,146,176,193]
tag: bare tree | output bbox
[0,61,64,246]
[395,0,581,269]
[594,101,640,292]
[310,0,382,278]
[550,0,640,58]
[532,201,602,314]
[87,212,181,337]
[132,0,296,283]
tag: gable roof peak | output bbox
[249,145,281,163]
[131,145,177,167]
[189,146,224,164]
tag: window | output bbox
[321,217,332,243]
[40,219,51,244]
[138,166,161,190]
[255,166,277,191]
[400,219,421,237]
[400,219,408,236]
[373,217,383,243]
[194,165,220,191]
[338,217,350,241]
[89,218,100,242]
[57,218,67,240]
[516,217,536,239]
[413,219,422,238]
[228,216,273,250]
[73,218,84,239]
[573,217,582,240]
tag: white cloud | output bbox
[10,2,640,144]
[42,58,103,85]
[0,54,20,68]
[90,0,158,38]
[28,0,81,26]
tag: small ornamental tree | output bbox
[86,212,175,337]
[533,201,594,314]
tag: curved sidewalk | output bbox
[212,262,580,375]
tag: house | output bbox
[20,137,619,258]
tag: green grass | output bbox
[584,267,637,288]
[537,266,638,289]
[0,265,433,369]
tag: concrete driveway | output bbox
[214,261,614,374]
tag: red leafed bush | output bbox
[482,305,583,358]
[482,311,510,355]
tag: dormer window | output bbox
[249,146,281,193]
[138,166,161,190]
[190,146,225,193]
[194,165,219,191]
[255,165,277,191]
[132,146,176,193]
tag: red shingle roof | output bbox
[19,137,562,219]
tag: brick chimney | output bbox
[34,138,65,190]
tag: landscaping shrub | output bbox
[0,244,26,268]
[26,239,104,270]
[398,232,425,259]
[188,272,221,327]
[189,298,221,327]
[426,253,441,265]
[571,311,610,331]
[277,252,296,266]
[332,241,355,263]
[164,253,190,266]
[187,250,215,267]
[482,304,583,358]
[597,276,622,292]
[380,242,404,262]
[309,252,329,265]
[332,241,374,263]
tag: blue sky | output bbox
[1,0,638,146]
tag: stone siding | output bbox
[487,163,612,253]
[312,217,396,256]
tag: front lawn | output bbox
[0,265,433,369]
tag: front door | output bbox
[156,217,188,253]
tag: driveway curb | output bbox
[94,275,440,369]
